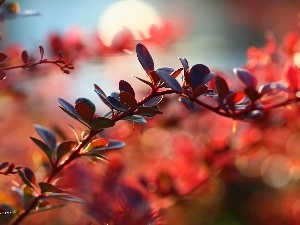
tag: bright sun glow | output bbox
[98,0,161,46]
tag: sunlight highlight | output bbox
[98,0,161,46]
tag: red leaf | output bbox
[285,65,299,92]
[0,71,6,81]
[85,138,109,152]
[56,140,77,161]
[75,101,94,124]
[0,52,8,64]
[119,91,138,109]
[119,80,135,97]
[214,76,229,101]
[21,50,29,64]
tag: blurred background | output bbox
[1,0,299,105]
[1,1,300,224]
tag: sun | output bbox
[98,0,161,46]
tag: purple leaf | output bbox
[34,125,57,150]
[143,95,163,107]
[0,162,9,170]
[178,57,189,71]
[188,64,213,89]
[156,67,175,74]
[178,97,195,110]
[136,43,154,73]
[58,98,79,119]
[123,115,147,124]
[259,82,290,96]
[106,96,128,112]
[234,68,258,89]
[30,137,52,162]
[156,69,182,93]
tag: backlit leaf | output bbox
[136,43,154,73]
[39,182,63,193]
[86,153,108,162]
[32,204,66,213]
[34,124,57,150]
[171,68,183,79]
[56,140,77,161]
[91,117,115,130]
[85,138,109,152]
[156,69,182,93]
[23,186,34,207]
[234,68,258,89]
[148,70,161,84]
[119,80,135,97]
[90,139,125,151]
